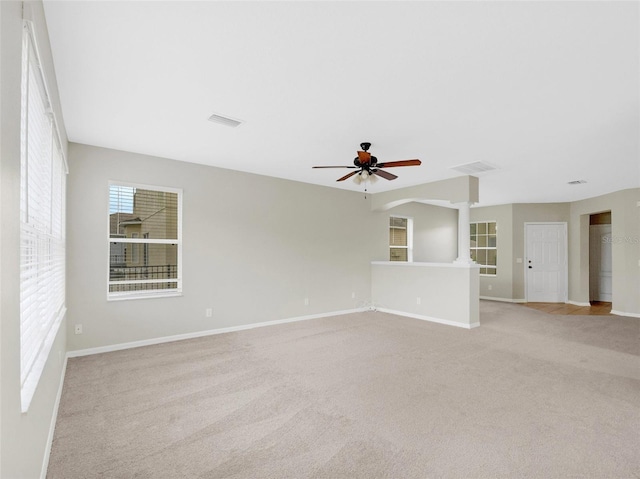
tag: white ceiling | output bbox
[43,1,639,206]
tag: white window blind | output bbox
[108,182,182,300]
[19,22,67,412]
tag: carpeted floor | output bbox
[47,301,640,478]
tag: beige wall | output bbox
[569,189,640,314]
[372,263,479,328]
[371,175,479,210]
[470,204,514,300]
[371,202,458,264]
[472,202,571,302]
[66,143,379,351]
[1,1,68,477]
[1,3,637,476]
[471,193,639,317]
[471,202,570,301]
[67,145,463,353]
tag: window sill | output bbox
[107,291,183,302]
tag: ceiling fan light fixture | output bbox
[353,173,363,185]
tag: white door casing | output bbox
[525,223,568,303]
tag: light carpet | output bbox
[47,301,640,478]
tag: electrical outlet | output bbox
[304,298,309,306]
[74,324,82,335]
[416,297,421,305]
[488,284,493,291]
[205,308,212,318]
[351,292,356,299]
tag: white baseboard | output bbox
[375,308,479,329]
[611,310,640,319]
[567,300,591,307]
[67,308,371,358]
[40,355,67,479]
[480,296,526,303]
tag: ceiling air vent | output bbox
[450,161,497,175]
[568,180,587,185]
[207,112,243,128]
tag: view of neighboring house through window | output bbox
[109,183,182,299]
[470,221,497,275]
[131,232,139,263]
[389,216,413,261]
[19,21,67,412]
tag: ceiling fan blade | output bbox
[336,171,359,182]
[375,159,421,168]
[357,151,371,165]
[312,166,357,169]
[373,169,398,181]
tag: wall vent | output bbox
[450,161,497,175]
[567,179,587,185]
[207,113,243,128]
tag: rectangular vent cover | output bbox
[450,161,497,175]
[208,113,243,128]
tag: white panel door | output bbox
[589,224,612,302]
[526,223,567,302]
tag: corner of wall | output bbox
[1,1,70,477]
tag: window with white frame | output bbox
[470,221,497,275]
[20,21,67,412]
[389,216,413,262]
[108,182,182,299]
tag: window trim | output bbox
[389,215,413,262]
[470,220,497,276]
[19,20,68,412]
[107,180,183,301]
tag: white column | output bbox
[455,202,473,264]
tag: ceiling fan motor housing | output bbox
[353,156,378,168]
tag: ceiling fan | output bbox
[313,142,421,183]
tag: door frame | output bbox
[524,222,568,303]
